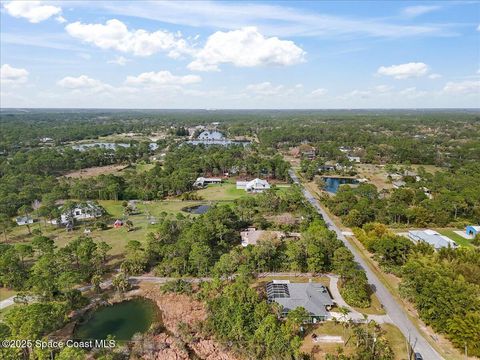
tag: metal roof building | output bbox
[408,229,458,250]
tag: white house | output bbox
[193,177,222,187]
[50,202,104,225]
[16,216,34,226]
[347,155,361,163]
[236,178,271,193]
[197,130,225,141]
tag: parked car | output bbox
[414,353,423,360]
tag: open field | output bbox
[355,163,444,191]
[5,199,218,259]
[0,288,16,301]
[436,228,474,247]
[195,181,247,201]
[62,164,129,178]
[300,321,408,360]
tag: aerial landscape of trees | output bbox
[1,109,479,359]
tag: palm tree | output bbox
[338,307,351,345]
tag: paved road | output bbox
[289,169,443,360]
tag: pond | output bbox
[74,298,159,341]
[182,204,211,214]
[323,177,359,193]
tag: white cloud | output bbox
[57,75,138,95]
[342,89,371,99]
[188,27,305,72]
[399,87,427,98]
[246,82,285,96]
[98,1,453,39]
[374,85,393,93]
[125,71,201,86]
[65,19,192,57]
[310,88,328,97]
[377,62,429,79]
[402,5,441,18]
[55,15,67,24]
[0,64,29,84]
[3,1,61,23]
[57,75,104,90]
[428,73,442,79]
[443,80,480,94]
[108,56,130,66]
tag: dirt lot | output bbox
[63,164,128,178]
[140,283,239,360]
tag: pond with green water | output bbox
[74,298,159,341]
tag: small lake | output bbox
[182,204,211,214]
[74,298,159,341]
[323,177,359,193]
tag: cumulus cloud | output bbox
[65,19,192,57]
[57,75,138,95]
[428,73,442,79]
[108,56,130,66]
[377,62,429,79]
[402,5,441,18]
[125,71,201,86]
[0,64,29,84]
[310,88,328,97]
[3,1,62,23]
[57,75,104,89]
[246,82,285,96]
[443,80,480,94]
[188,27,305,72]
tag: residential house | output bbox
[197,130,225,140]
[16,216,34,226]
[50,202,104,225]
[408,229,458,250]
[193,177,222,187]
[236,178,271,193]
[347,155,361,163]
[291,144,316,160]
[266,280,334,323]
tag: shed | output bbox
[466,225,480,237]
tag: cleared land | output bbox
[355,164,443,191]
[63,164,128,178]
[301,321,408,360]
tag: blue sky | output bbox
[1,0,479,108]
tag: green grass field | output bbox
[436,228,473,247]
[195,181,247,201]
[5,199,215,259]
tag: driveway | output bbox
[289,169,443,359]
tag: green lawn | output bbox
[436,228,473,247]
[5,200,214,260]
[195,182,247,201]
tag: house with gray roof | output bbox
[266,280,334,323]
[408,229,458,250]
